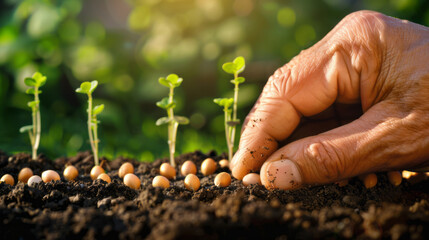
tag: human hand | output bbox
[229,10,429,190]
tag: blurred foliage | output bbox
[0,0,428,161]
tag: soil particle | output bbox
[1,150,428,239]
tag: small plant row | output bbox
[17,56,246,168]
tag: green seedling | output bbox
[156,74,189,167]
[213,98,234,161]
[76,80,104,166]
[20,72,47,160]
[214,56,246,161]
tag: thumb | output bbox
[260,102,429,190]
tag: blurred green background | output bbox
[0,0,428,161]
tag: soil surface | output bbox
[0,150,428,239]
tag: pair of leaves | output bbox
[27,100,39,109]
[156,116,189,126]
[26,88,42,95]
[156,97,176,110]
[213,98,233,109]
[93,104,104,115]
[76,80,98,95]
[159,74,183,88]
[230,77,245,85]
[19,125,33,133]
[222,56,245,75]
[24,72,47,88]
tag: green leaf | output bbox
[93,104,104,115]
[213,98,233,108]
[19,125,33,133]
[32,72,47,87]
[174,116,189,125]
[166,74,179,83]
[26,88,35,95]
[236,77,245,84]
[27,100,39,108]
[76,82,91,94]
[158,77,170,88]
[89,80,98,93]
[156,98,175,109]
[227,120,240,127]
[222,62,236,74]
[24,77,36,87]
[156,117,170,126]
[233,56,245,74]
[156,97,169,109]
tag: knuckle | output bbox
[266,65,292,97]
[342,10,384,28]
[303,139,347,181]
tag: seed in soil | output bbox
[242,173,261,186]
[41,170,60,183]
[152,175,169,189]
[124,173,140,189]
[181,160,197,176]
[361,173,377,188]
[184,173,200,191]
[214,172,231,187]
[18,167,33,183]
[201,158,216,176]
[160,162,176,180]
[97,173,111,183]
[27,175,42,187]
[387,171,402,186]
[219,159,229,168]
[63,165,78,181]
[90,165,105,180]
[1,174,14,185]
[119,162,134,178]
[336,179,349,187]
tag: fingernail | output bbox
[266,159,302,189]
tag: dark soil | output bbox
[0,150,428,239]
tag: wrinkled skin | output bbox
[230,11,429,190]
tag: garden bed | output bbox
[0,150,428,239]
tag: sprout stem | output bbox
[167,87,176,167]
[230,79,240,156]
[224,106,233,161]
[87,95,98,165]
[32,86,40,160]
